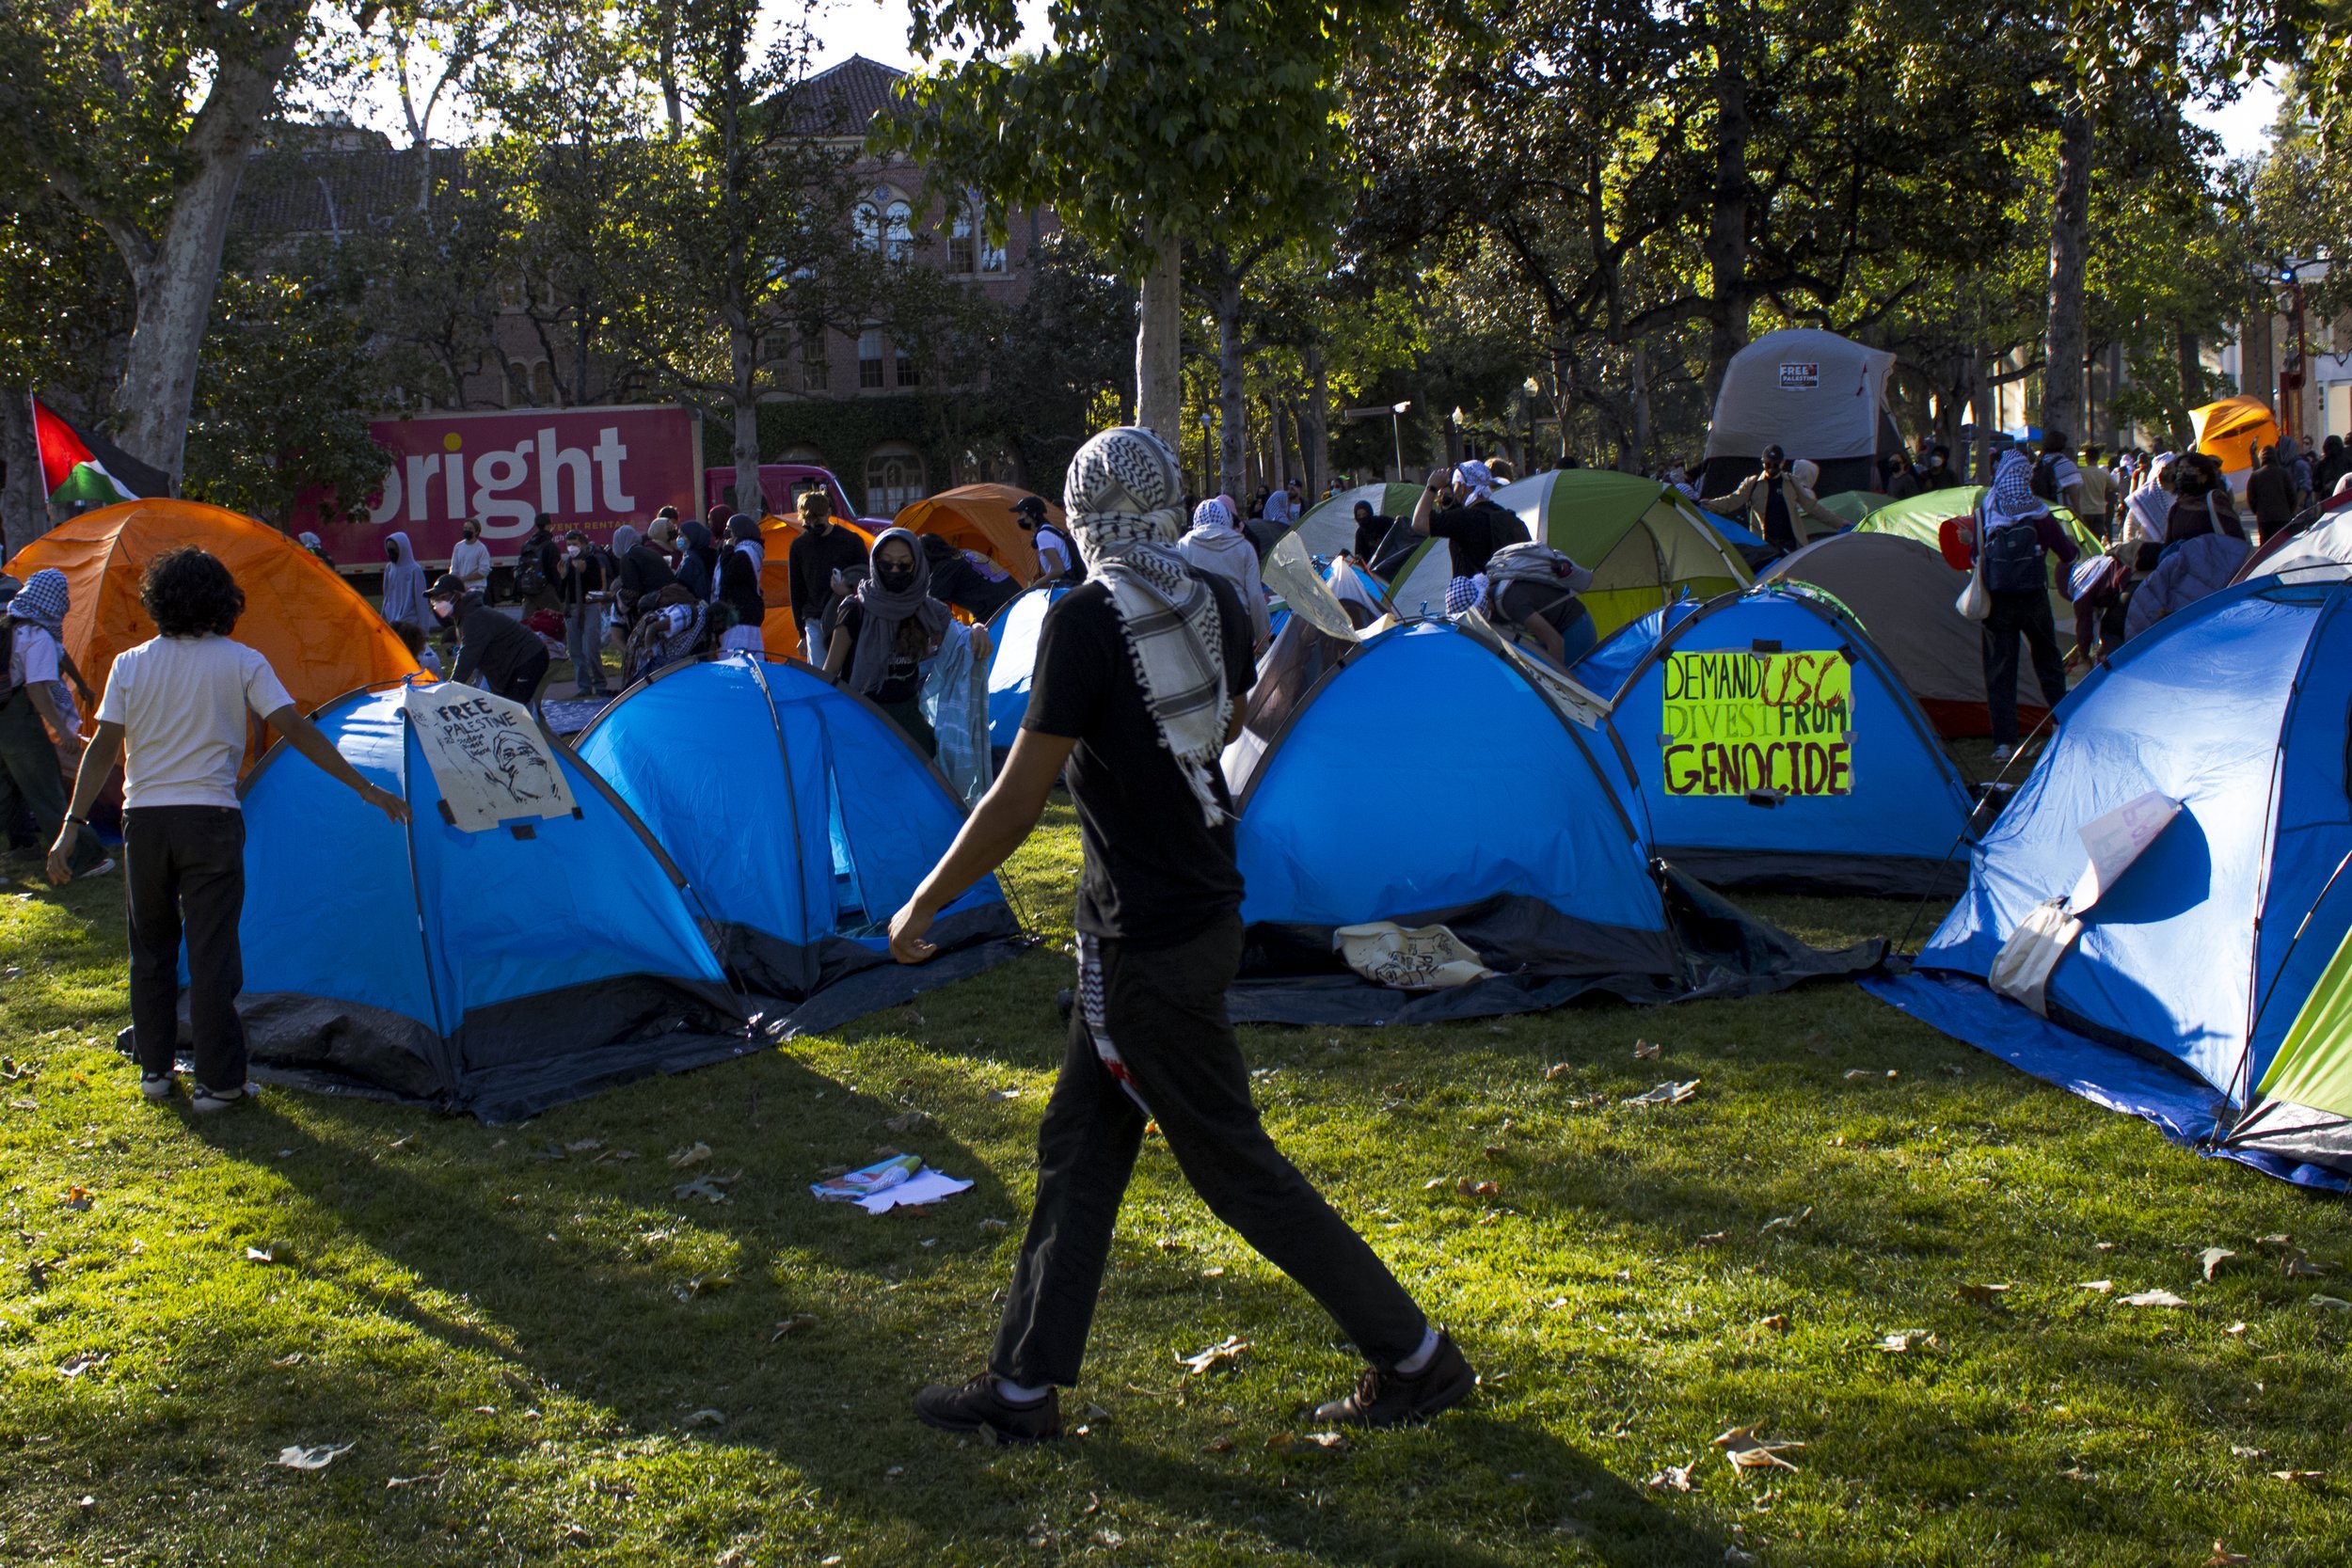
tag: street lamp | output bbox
[1342,400,1413,483]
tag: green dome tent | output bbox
[1493,469,1754,638]
[1854,486,2100,634]
[1287,483,1425,561]
[1816,489,1893,525]
[1279,483,1452,619]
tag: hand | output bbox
[45,824,80,885]
[1425,467,1449,490]
[363,784,413,824]
[888,898,937,965]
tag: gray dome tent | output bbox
[1701,328,1901,497]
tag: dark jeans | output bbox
[0,694,102,873]
[124,806,248,1089]
[991,913,1427,1387]
[1981,589,2069,747]
[490,650,549,705]
[876,695,937,759]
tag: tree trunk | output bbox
[1304,343,1329,499]
[102,6,305,488]
[2,389,49,558]
[1701,8,1751,405]
[1134,224,1183,443]
[1629,339,1655,471]
[1269,399,1290,496]
[2042,101,2093,443]
[2172,325,2201,450]
[1970,367,1996,483]
[732,325,763,515]
[1215,255,1247,500]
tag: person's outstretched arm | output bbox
[889,728,1078,962]
[262,705,411,824]
[46,721,124,882]
[1410,468,1447,536]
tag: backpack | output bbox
[2028,453,2062,503]
[1980,521,2048,594]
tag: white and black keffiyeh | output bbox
[1063,426,1231,823]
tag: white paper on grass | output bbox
[1262,532,1363,642]
[1989,791,2180,1015]
[1333,922,1497,991]
[856,1168,973,1214]
[403,682,576,832]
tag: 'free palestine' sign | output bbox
[1661,649,1853,798]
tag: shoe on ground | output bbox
[1313,1332,1476,1428]
[1990,743,2017,765]
[190,1082,258,1116]
[139,1071,177,1101]
[914,1374,1063,1442]
[81,857,117,879]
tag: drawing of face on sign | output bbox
[492,727,562,805]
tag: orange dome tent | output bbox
[896,483,1062,588]
[4,500,419,755]
[2191,395,2280,482]
[755,515,873,660]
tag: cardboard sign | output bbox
[1660,649,1852,798]
[404,683,576,832]
[1778,361,1820,389]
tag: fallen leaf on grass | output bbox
[1422,1177,1452,1191]
[1633,1039,1661,1060]
[1482,1144,1507,1159]
[245,1247,277,1265]
[682,1409,725,1428]
[591,1148,638,1164]
[1876,1330,1936,1353]
[59,1353,103,1379]
[2122,1289,2187,1307]
[2270,1469,2326,1483]
[564,1139,602,1153]
[1760,1207,1811,1234]
[1645,1462,1697,1492]
[2232,1444,2270,1459]
[882,1112,930,1134]
[1178,1336,1249,1375]
[384,1474,437,1490]
[2077,1279,2114,1293]
[1697,1230,1728,1245]
[672,1177,732,1205]
[2204,1543,2249,1566]
[2283,1254,2328,1279]
[61,1186,91,1212]
[2227,1322,2249,1335]
[1544,1062,1573,1081]
[978,1217,1009,1231]
[1202,1434,1236,1453]
[666,1142,713,1170]
[2255,1232,2292,1249]
[769,1315,817,1341]
[276,1443,354,1471]
[8,1099,34,1112]
[1956,1282,2013,1307]
[1625,1080,1700,1105]
[2201,1247,2237,1281]
[2310,1294,2351,1311]
[1756,1314,1790,1334]
[1712,1426,1803,1478]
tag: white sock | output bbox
[995,1377,1049,1404]
[1395,1327,1441,1375]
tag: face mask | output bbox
[565,545,582,559]
[877,564,916,593]
[430,600,453,620]
[386,544,400,562]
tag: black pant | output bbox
[124,806,247,1088]
[490,650,548,705]
[1981,589,2068,747]
[991,913,1427,1387]
[0,694,101,873]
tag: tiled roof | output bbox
[772,54,907,136]
[233,148,467,236]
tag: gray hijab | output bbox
[846,526,950,697]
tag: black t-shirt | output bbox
[453,600,547,687]
[1024,571,1255,945]
[1430,499,1529,578]
[1761,482,1794,548]
[1353,513,1393,560]
[788,526,871,628]
[834,599,930,705]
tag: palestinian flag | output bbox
[32,397,167,509]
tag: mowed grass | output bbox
[5,802,2351,1568]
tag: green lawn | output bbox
[3,803,2348,1568]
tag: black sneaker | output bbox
[1312,1332,1475,1428]
[914,1374,1063,1442]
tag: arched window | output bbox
[865,444,926,515]
[852,200,881,251]
[882,198,915,263]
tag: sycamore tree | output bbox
[886,0,1394,446]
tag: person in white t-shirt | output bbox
[49,547,409,1113]
[3,569,106,879]
[449,519,493,599]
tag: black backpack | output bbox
[2028,453,2062,503]
[1981,521,2047,594]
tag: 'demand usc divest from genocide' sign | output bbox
[1660,649,1852,798]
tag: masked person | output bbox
[1972,450,2080,764]
[1411,459,1531,593]
[1015,494,1079,583]
[787,487,870,662]
[1700,446,1844,553]
[822,529,952,755]
[610,523,677,630]
[674,519,719,600]
[450,519,493,599]
[556,530,612,698]
[1350,498,1394,562]
[919,532,1021,622]
[516,515,564,613]
[380,530,430,638]
[49,547,410,1110]
[887,426,1471,1444]
[2,570,106,879]
[432,574,548,705]
[714,533,768,655]
[1175,498,1271,655]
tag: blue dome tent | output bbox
[1225,619,1883,1024]
[575,656,1025,1028]
[984,582,1071,752]
[1577,585,1978,896]
[1866,579,2352,1187]
[231,680,749,1121]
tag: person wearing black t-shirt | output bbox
[886,427,1471,1445]
[787,487,870,661]
[1351,499,1393,561]
[1410,459,1529,580]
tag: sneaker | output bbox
[1312,1332,1476,1428]
[138,1071,176,1102]
[913,1374,1063,1443]
[1989,743,2017,766]
[81,858,117,879]
[190,1082,257,1116]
